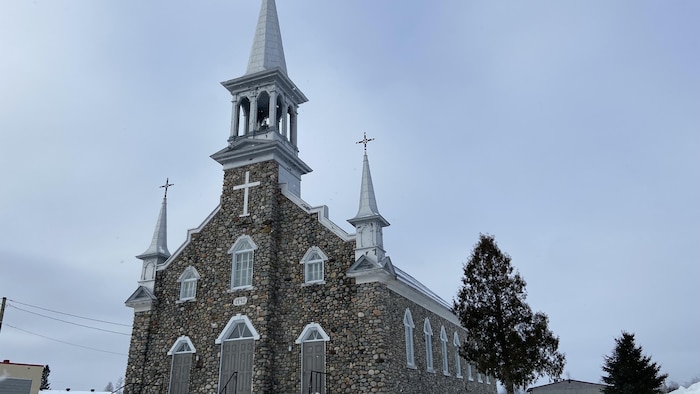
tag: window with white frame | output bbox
[167,336,196,394]
[453,332,463,378]
[177,266,200,301]
[478,370,483,383]
[486,372,491,384]
[424,318,434,372]
[440,326,449,376]
[403,309,415,368]
[301,246,327,284]
[228,236,257,289]
[468,362,474,381]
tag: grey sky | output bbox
[1,0,698,390]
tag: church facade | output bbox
[124,2,496,394]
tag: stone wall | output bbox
[124,159,497,394]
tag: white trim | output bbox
[453,331,463,378]
[158,205,221,270]
[387,278,461,326]
[228,235,259,253]
[295,322,330,344]
[300,246,327,284]
[280,184,354,242]
[229,235,257,289]
[440,325,449,376]
[167,336,196,355]
[424,318,434,373]
[177,266,200,301]
[216,314,261,344]
[403,308,415,368]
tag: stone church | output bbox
[124,1,497,393]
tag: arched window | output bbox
[167,336,196,394]
[296,323,330,394]
[453,332,463,378]
[424,318,434,372]
[216,315,260,394]
[440,326,449,376]
[403,309,415,368]
[177,266,200,301]
[228,235,257,289]
[301,246,327,284]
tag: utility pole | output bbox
[0,297,6,335]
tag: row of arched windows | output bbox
[176,236,327,302]
[403,308,490,383]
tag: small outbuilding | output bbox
[527,379,608,394]
[0,359,44,394]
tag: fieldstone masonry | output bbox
[126,161,496,394]
[125,2,498,393]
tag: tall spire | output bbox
[246,0,287,75]
[351,153,386,222]
[348,137,390,267]
[138,196,171,260]
[350,134,388,225]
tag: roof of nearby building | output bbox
[528,379,608,392]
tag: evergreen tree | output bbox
[40,365,50,390]
[454,234,565,394]
[602,331,668,394]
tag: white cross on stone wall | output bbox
[233,171,260,217]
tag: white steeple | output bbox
[135,181,173,291]
[348,136,390,266]
[246,0,287,75]
[213,0,311,198]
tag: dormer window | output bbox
[229,235,257,290]
[177,266,200,301]
[301,246,328,284]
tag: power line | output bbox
[4,323,128,356]
[7,304,130,336]
[8,298,131,327]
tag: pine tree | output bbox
[454,234,565,394]
[602,331,668,394]
[40,365,50,390]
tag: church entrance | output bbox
[219,322,255,394]
[301,329,326,394]
[169,351,192,394]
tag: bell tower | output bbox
[211,0,311,197]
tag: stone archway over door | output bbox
[302,340,325,393]
[220,338,254,393]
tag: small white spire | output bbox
[348,137,389,266]
[138,180,172,260]
[139,197,170,259]
[246,0,288,75]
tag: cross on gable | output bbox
[160,178,174,198]
[356,132,375,153]
[233,171,260,217]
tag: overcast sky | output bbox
[1,0,698,390]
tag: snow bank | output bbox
[670,382,700,394]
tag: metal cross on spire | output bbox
[160,178,174,198]
[356,132,375,153]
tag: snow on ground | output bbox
[41,391,110,394]
[671,382,700,394]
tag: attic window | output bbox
[177,266,200,301]
[301,246,328,284]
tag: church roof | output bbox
[246,0,287,76]
[137,196,170,259]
